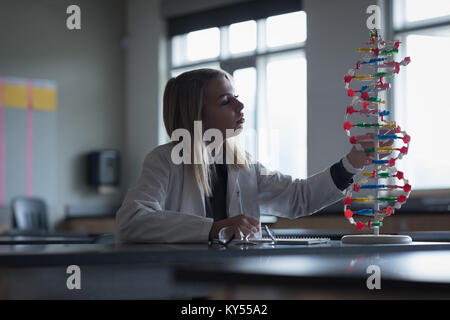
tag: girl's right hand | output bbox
[209,214,260,240]
[346,129,396,168]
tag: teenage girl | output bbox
[115,68,381,243]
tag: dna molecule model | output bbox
[341,30,413,244]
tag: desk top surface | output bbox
[174,248,450,296]
[1,239,450,267]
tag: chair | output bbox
[11,197,49,231]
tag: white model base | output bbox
[341,234,412,244]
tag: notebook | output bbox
[258,226,331,245]
[227,236,331,245]
[257,236,331,245]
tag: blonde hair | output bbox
[163,68,250,197]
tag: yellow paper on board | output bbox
[33,87,57,111]
[4,84,27,108]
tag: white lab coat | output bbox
[115,142,345,243]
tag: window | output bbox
[168,11,308,179]
[229,21,257,54]
[266,11,307,48]
[403,0,450,23]
[393,0,450,191]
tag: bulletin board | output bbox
[0,77,58,206]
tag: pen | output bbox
[264,225,277,243]
[237,188,250,241]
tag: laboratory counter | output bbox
[1,237,450,299]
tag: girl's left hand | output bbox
[346,129,394,169]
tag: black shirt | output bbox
[205,164,228,222]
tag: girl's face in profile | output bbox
[202,76,245,137]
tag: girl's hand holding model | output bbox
[115,69,393,244]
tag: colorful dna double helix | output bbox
[342,30,411,233]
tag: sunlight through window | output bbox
[187,28,220,62]
[395,29,450,189]
[229,20,257,54]
[266,11,306,48]
[263,53,307,179]
[405,0,450,22]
